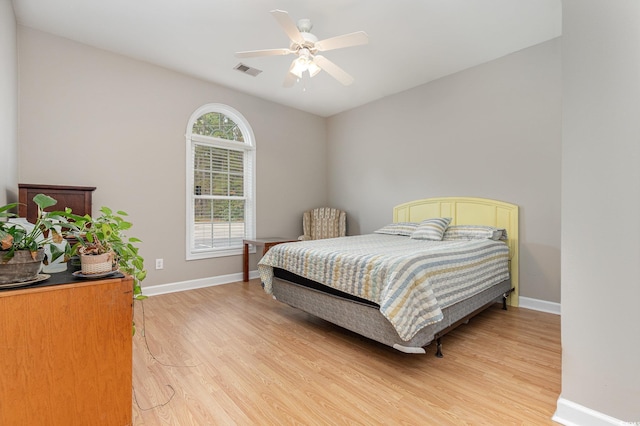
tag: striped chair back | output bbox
[300,207,347,241]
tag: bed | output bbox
[258,197,519,355]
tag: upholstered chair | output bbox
[299,207,347,241]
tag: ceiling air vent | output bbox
[234,63,262,77]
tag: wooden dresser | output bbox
[0,273,133,426]
[18,183,96,223]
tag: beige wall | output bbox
[17,26,326,287]
[559,0,640,422]
[0,0,18,205]
[16,27,562,303]
[327,39,562,303]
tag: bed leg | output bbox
[502,288,515,310]
[435,337,443,358]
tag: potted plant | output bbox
[0,194,73,284]
[65,206,147,299]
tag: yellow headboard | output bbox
[393,197,519,306]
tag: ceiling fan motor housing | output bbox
[291,30,318,53]
[297,18,313,33]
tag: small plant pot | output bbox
[80,252,114,275]
[0,249,45,284]
[67,255,82,272]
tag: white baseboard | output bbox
[553,397,631,426]
[143,271,563,317]
[519,296,561,315]
[141,270,260,297]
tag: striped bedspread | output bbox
[258,234,510,341]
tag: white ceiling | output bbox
[12,0,562,117]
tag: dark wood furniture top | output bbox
[19,183,96,223]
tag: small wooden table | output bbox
[243,237,298,282]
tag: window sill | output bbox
[187,247,245,260]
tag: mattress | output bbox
[258,234,510,341]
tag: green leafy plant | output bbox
[0,194,73,264]
[65,206,147,299]
[2,195,146,334]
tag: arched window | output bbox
[185,104,255,259]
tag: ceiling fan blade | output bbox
[270,9,304,45]
[315,31,369,52]
[313,55,354,86]
[235,48,292,58]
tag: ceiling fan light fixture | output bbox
[290,57,307,78]
[308,61,321,77]
[290,48,321,79]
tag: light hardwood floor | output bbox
[132,280,561,425]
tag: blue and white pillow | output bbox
[410,217,452,241]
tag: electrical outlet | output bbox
[155,258,164,270]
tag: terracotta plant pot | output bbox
[0,249,45,284]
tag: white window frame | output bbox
[185,104,256,260]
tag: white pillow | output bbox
[442,225,507,241]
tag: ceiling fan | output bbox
[235,10,369,87]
